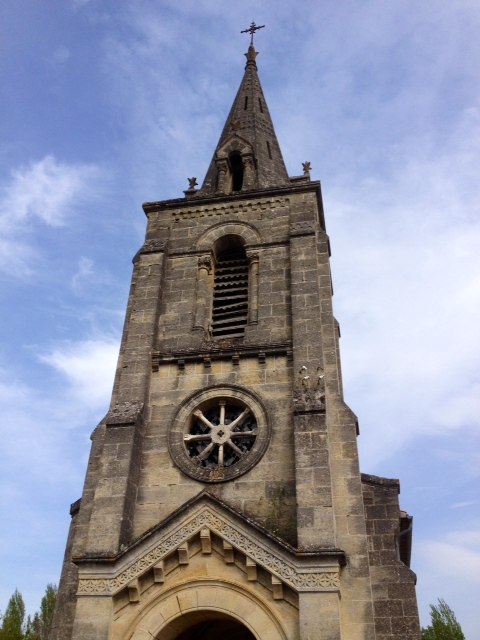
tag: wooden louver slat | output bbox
[212,255,249,339]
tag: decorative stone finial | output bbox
[187,177,198,189]
[302,162,311,174]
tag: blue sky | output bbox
[1,1,479,637]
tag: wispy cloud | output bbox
[39,337,119,411]
[0,333,119,609]
[71,256,95,294]
[0,155,101,277]
[47,45,71,68]
[415,526,480,638]
[451,501,477,509]
[328,103,480,466]
[1,334,119,539]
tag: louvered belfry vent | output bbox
[212,250,249,339]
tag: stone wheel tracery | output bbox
[169,387,269,483]
[185,400,257,469]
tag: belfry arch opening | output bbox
[229,152,244,191]
[211,235,249,340]
[159,611,256,640]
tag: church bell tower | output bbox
[51,31,421,640]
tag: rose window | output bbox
[184,400,258,469]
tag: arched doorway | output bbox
[126,581,290,640]
[161,610,256,640]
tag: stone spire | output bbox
[200,45,290,195]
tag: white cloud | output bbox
[0,335,118,613]
[71,0,94,8]
[415,527,480,638]
[39,337,119,410]
[327,103,480,466]
[0,155,97,227]
[0,335,119,534]
[0,155,101,277]
[48,45,71,67]
[451,501,477,509]
[71,256,94,294]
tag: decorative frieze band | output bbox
[77,507,340,596]
[171,198,288,222]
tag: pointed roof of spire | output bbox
[200,44,290,195]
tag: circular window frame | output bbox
[169,386,270,483]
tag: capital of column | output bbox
[197,255,212,272]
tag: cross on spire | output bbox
[241,21,265,45]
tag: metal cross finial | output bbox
[241,21,265,45]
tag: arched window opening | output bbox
[244,95,248,110]
[212,236,248,340]
[230,153,244,191]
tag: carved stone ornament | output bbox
[168,386,270,483]
[140,239,166,254]
[216,159,229,173]
[76,503,340,597]
[106,402,144,427]
[197,255,212,270]
[293,387,325,412]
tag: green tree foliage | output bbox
[422,599,465,640]
[0,585,57,640]
[0,589,26,640]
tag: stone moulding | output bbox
[151,342,293,372]
[76,505,341,597]
[171,197,289,222]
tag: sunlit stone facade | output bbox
[51,43,421,640]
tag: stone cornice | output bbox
[152,341,292,372]
[75,493,345,596]
[142,181,322,216]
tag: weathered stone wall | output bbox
[52,182,421,640]
[362,474,421,640]
[49,505,79,640]
[131,186,322,545]
[138,355,296,542]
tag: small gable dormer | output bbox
[214,135,256,194]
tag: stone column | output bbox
[242,155,255,190]
[215,158,228,193]
[246,250,259,324]
[193,254,212,332]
